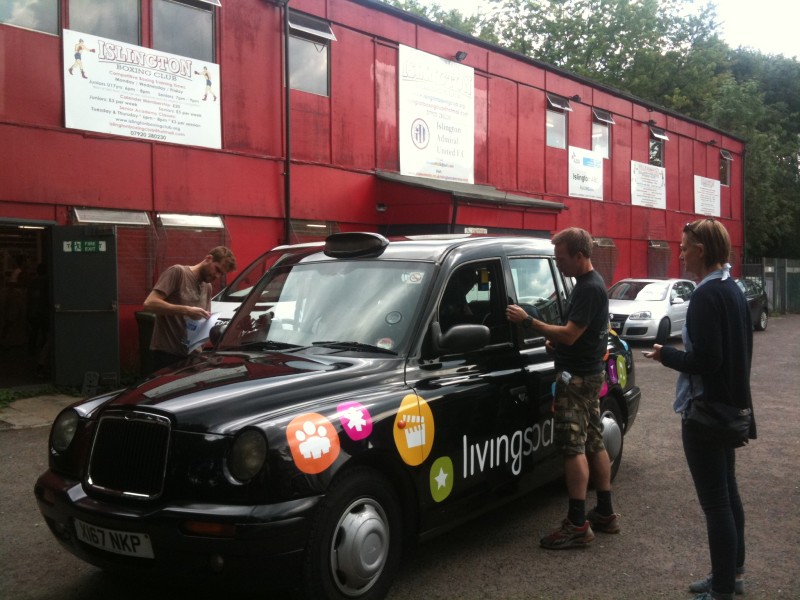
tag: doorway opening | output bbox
[0,224,52,389]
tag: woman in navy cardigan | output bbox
[644,218,756,600]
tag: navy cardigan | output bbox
[660,277,757,440]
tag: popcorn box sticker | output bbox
[393,393,435,466]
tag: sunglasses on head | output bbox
[684,217,715,233]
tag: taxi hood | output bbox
[100,351,397,433]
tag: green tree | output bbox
[378,0,482,35]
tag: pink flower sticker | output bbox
[336,401,373,441]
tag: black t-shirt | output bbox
[554,269,608,375]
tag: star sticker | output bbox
[434,467,448,489]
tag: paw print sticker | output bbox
[287,413,340,474]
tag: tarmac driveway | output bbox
[1,315,798,600]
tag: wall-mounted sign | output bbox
[693,175,721,217]
[63,29,221,149]
[568,146,604,201]
[398,45,474,184]
[631,161,666,210]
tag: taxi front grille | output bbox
[87,412,171,499]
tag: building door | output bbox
[51,226,119,387]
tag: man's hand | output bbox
[505,304,529,324]
[184,306,211,320]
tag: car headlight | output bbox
[51,409,79,453]
[629,311,652,320]
[228,429,267,482]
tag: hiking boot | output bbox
[587,508,621,534]
[539,519,594,549]
[689,573,744,595]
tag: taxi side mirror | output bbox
[428,321,490,357]
[209,320,228,346]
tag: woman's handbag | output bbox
[686,396,751,447]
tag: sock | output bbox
[568,498,586,526]
[596,490,614,516]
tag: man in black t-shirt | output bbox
[507,227,617,549]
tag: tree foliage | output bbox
[377,0,800,258]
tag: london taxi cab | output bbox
[35,232,641,600]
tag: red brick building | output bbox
[0,0,744,384]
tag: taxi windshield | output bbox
[218,259,433,355]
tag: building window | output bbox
[67,0,216,60]
[592,109,614,159]
[649,126,668,167]
[720,149,732,186]
[288,11,336,97]
[153,0,215,62]
[546,94,571,150]
[68,0,140,45]
[1,0,59,34]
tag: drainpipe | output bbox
[272,0,292,244]
[741,147,747,265]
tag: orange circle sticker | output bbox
[393,394,435,466]
[287,413,340,474]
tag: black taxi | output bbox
[35,232,641,600]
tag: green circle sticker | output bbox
[429,456,454,502]
[616,355,627,389]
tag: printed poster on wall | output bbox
[398,45,474,184]
[568,146,604,200]
[693,175,721,217]
[63,29,221,149]
[631,161,666,209]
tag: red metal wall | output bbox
[0,0,745,375]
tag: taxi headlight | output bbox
[629,311,652,320]
[51,409,79,453]
[228,430,267,482]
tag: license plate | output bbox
[74,518,154,558]
[610,321,621,329]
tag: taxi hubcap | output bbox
[331,498,389,595]
[601,410,622,462]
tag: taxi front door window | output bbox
[509,258,561,325]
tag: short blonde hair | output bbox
[683,219,731,268]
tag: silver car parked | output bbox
[608,278,696,344]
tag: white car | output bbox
[608,278,696,344]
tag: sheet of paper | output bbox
[183,312,221,353]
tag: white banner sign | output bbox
[693,175,721,217]
[398,45,474,184]
[568,146,604,200]
[63,29,221,149]
[631,161,666,209]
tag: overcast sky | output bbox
[422,0,799,58]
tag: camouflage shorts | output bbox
[553,371,606,456]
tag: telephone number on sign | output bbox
[130,130,167,140]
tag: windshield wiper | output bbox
[235,340,303,352]
[312,341,398,355]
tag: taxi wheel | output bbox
[303,466,402,600]
[755,309,768,331]
[600,398,624,481]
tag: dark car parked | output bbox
[35,233,641,600]
[736,277,769,331]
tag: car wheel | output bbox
[655,318,670,345]
[303,467,402,600]
[600,397,624,481]
[755,309,768,331]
